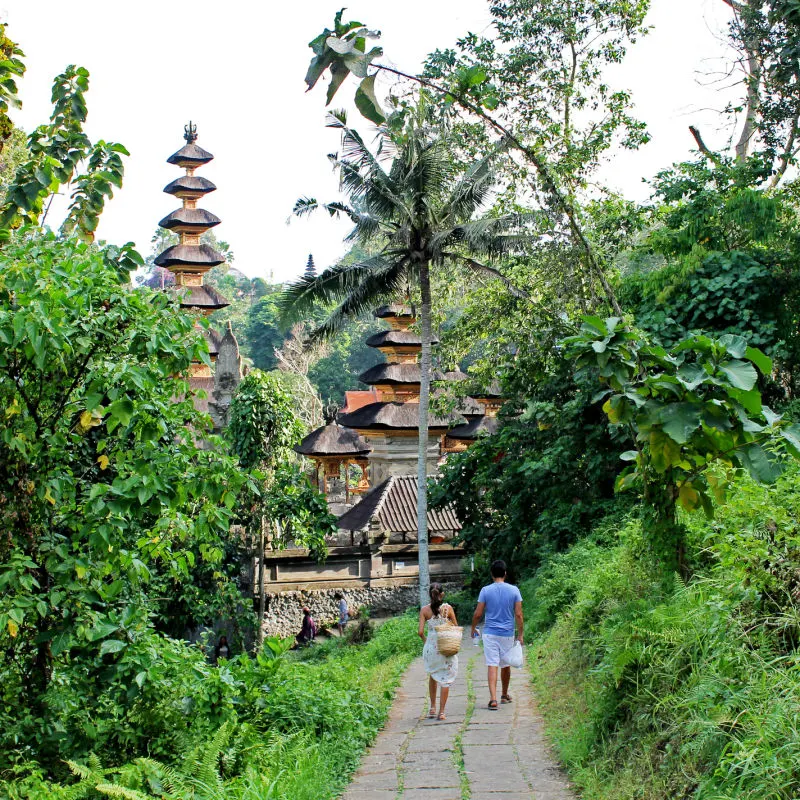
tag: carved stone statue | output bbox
[209,322,242,433]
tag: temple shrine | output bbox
[154,123,243,431]
[151,127,500,609]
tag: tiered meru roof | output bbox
[154,123,229,308]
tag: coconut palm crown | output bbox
[280,108,529,605]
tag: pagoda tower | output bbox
[154,122,230,381]
[337,304,449,485]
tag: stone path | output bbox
[341,650,577,800]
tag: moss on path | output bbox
[341,650,577,799]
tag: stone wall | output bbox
[261,582,463,638]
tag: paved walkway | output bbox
[341,650,577,800]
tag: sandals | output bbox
[438,712,447,720]
[501,694,513,704]
[427,707,437,718]
[488,699,499,710]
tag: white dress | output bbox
[422,604,459,687]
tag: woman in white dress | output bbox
[418,583,459,720]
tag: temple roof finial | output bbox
[184,120,198,143]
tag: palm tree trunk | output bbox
[416,260,432,608]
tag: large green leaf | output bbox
[354,74,385,124]
[659,402,701,444]
[676,363,706,391]
[739,442,784,484]
[649,429,682,473]
[727,387,762,416]
[99,638,127,656]
[108,398,134,427]
[745,345,773,376]
[718,359,757,391]
[718,333,747,359]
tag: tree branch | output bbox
[372,63,624,316]
[688,126,721,163]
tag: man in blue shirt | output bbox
[470,559,524,710]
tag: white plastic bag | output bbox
[502,640,524,669]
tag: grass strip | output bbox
[452,654,476,800]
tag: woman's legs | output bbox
[438,685,450,718]
[428,676,438,714]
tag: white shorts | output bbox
[482,633,516,667]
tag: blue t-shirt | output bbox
[478,581,522,637]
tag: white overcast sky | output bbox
[5,0,736,282]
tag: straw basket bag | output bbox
[436,625,463,657]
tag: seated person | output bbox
[296,606,317,645]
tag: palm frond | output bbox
[440,137,511,226]
[292,197,319,218]
[279,255,405,326]
[307,256,411,341]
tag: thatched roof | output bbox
[294,422,371,457]
[154,244,226,269]
[167,142,214,166]
[158,208,221,231]
[441,369,468,382]
[337,401,450,431]
[164,175,217,196]
[358,363,438,385]
[375,303,415,319]
[174,284,230,311]
[470,380,503,399]
[366,330,434,348]
[337,475,461,534]
[447,414,499,441]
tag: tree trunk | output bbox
[416,260,433,608]
[734,0,762,163]
[257,516,266,648]
[643,478,688,580]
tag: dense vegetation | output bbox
[7,617,420,798]
[5,1,800,797]
[300,2,800,798]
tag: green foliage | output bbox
[620,250,783,353]
[0,64,127,240]
[305,10,385,122]
[425,0,651,188]
[4,616,421,798]
[307,315,383,404]
[530,464,800,799]
[243,290,285,372]
[0,24,25,147]
[227,371,333,556]
[0,232,250,762]
[565,317,800,571]
[227,371,303,470]
[264,464,336,557]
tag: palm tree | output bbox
[280,108,526,606]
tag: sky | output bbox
[5,0,737,283]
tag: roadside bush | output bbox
[530,465,800,800]
[4,615,421,799]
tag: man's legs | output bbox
[500,666,511,699]
[487,665,499,705]
[429,676,438,714]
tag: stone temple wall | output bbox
[261,582,462,639]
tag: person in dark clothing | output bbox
[214,635,231,664]
[296,607,317,645]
